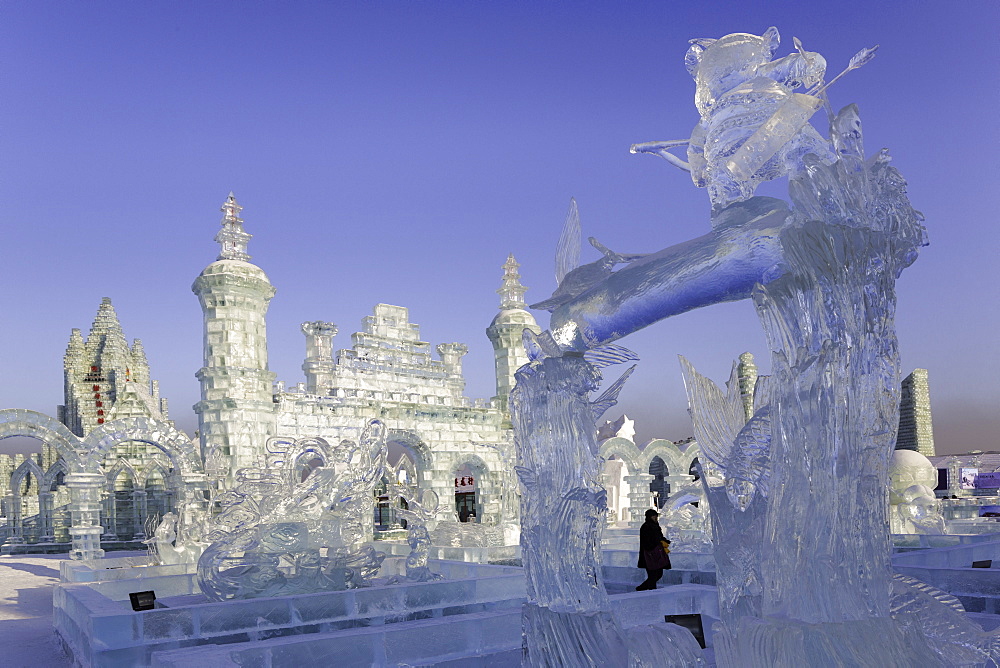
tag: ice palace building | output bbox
[0,192,543,551]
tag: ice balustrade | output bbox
[513,27,1000,665]
[197,420,389,601]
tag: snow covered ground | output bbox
[0,552,75,667]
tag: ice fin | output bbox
[678,355,744,469]
[583,343,640,368]
[555,198,581,284]
[726,404,773,505]
[590,364,636,423]
[523,328,563,362]
[514,465,539,496]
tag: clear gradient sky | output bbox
[0,1,996,456]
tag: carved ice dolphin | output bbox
[547,196,791,352]
[531,237,648,311]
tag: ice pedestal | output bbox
[511,353,706,665]
[66,472,106,560]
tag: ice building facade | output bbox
[0,297,186,551]
[0,193,536,557]
[194,194,536,529]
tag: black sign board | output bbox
[665,613,706,649]
[972,560,992,569]
[129,590,156,611]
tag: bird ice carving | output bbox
[530,198,647,311]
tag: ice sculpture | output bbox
[387,483,442,582]
[889,450,946,535]
[477,440,522,545]
[679,356,769,623]
[511,336,704,666]
[197,420,387,601]
[145,506,210,566]
[515,26,1000,667]
[661,488,713,553]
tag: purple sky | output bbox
[0,2,996,456]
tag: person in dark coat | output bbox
[636,508,670,591]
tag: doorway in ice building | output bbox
[454,462,479,523]
[649,456,669,509]
[374,450,417,531]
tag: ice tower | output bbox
[192,193,276,477]
[486,254,540,412]
[60,298,164,437]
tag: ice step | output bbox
[150,608,523,668]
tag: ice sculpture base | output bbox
[54,557,526,667]
[61,553,196,583]
[713,615,941,667]
[521,604,628,665]
[379,539,520,564]
[53,553,720,666]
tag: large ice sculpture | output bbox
[511,337,704,666]
[197,420,387,601]
[516,26,1000,667]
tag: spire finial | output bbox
[497,254,528,310]
[215,192,252,262]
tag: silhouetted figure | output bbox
[636,508,671,590]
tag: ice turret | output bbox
[193,193,276,478]
[215,192,252,262]
[486,254,540,413]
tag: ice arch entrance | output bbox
[0,410,206,559]
[0,411,85,553]
[378,452,418,531]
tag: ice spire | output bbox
[497,254,528,310]
[86,298,130,365]
[131,338,150,388]
[736,352,759,421]
[64,328,84,367]
[215,192,252,262]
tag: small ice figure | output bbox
[387,485,443,583]
[631,28,877,214]
[889,450,946,535]
[661,488,713,553]
[144,501,211,566]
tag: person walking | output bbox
[636,508,671,591]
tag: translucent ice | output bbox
[197,420,387,601]
[511,24,997,666]
[386,484,443,583]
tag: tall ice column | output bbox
[192,193,276,481]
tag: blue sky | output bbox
[0,1,996,455]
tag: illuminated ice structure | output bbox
[516,27,1000,666]
[889,449,946,535]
